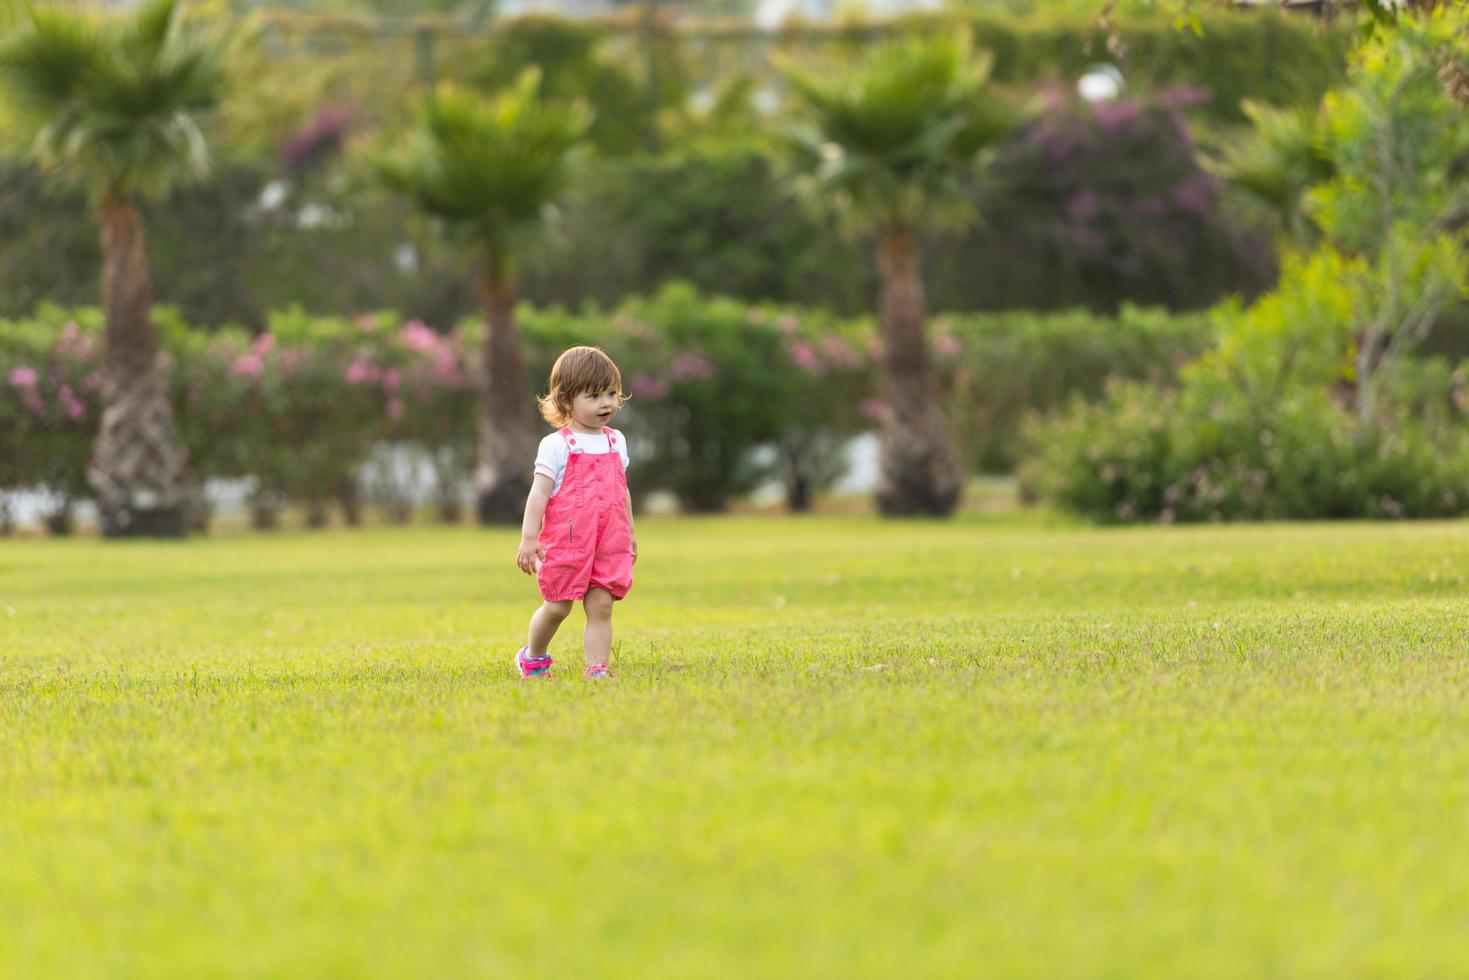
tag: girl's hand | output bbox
[516,537,544,576]
[630,539,638,565]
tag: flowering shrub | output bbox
[3,290,1212,527]
[162,308,476,526]
[972,92,1275,314]
[0,307,104,529]
[514,284,873,512]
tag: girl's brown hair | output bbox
[537,346,627,427]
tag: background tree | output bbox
[374,71,589,524]
[781,30,1016,516]
[0,0,226,536]
[1307,7,1469,425]
[469,16,654,158]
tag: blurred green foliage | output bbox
[1024,7,1469,523]
[0,8,1351,326]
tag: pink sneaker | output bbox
[516,646,552,678]
[583,664,614,679]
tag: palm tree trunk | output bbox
[473,264,540,525]
[88,186,188,537]
[873,223,963,517]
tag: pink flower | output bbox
[819,335,862,369]
[860,398,888,422]
[789,341,823,374]
[58,385,85,421]
[24,392,44,416]
[1172,173,1217,216]
[230,354,264,378]
[933,334,963,358]
[8,366,38,388]
[432,353,466,388]
[630,374,670,400]
[252,333,276,356]
[1159,85,1211,111]
[1066,190,1100,222]
[83,372,103,392]
[55,322,95,360]
[776,314,800,336]
[383,367,402,393]
[345,355,380,385]
[274,349,304,376]
[670,351,715,382]
[1095,101,1141,132]
[401,320,439,353]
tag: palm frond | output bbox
[373,72,590,255]
[1,0,33,33]
[0,0,225,194]
[1207,99,1333,242]
[777,29,1015,229]
[0,6,99,112]
[124,0,179,63]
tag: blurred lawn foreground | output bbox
[3,512,1468,977]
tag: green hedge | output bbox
[934,305,1212,473]
[1022,379,1469,522]
[1022,251,1469,523]
[970,10,1351,124]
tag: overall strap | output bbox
[603,427,617,449]
[559,427,580,453]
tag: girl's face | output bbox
[567,386,620,431]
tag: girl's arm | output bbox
[626,490,638,564]
[516,474,555,575]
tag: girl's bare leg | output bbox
[583,588,613,667]
[527,600,573,657]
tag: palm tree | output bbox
[1207,100,1334,248]
[780,31,1015,517]
[375,72,589,524]
[0,0,225,537]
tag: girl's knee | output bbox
[583,589,613,618]
[543,600,574,620]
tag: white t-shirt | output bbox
[534,428,630,497]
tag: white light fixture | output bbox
[1078,64,1124,103]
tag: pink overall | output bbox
[537,427,634,603]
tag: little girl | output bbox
[514,346,637,679]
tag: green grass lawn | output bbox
[2,513,1468,978]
